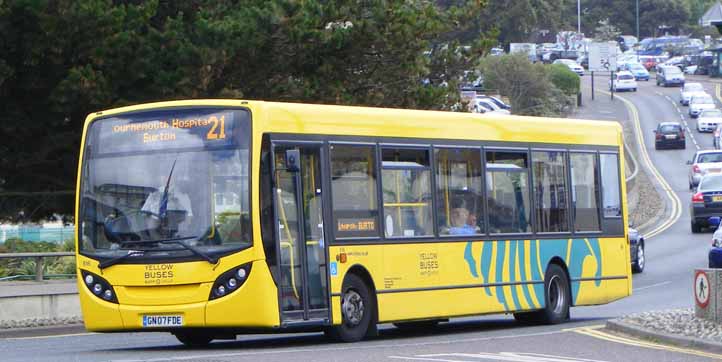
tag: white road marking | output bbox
[633,281,672,292]
[110,329,567,362]
[602,92,681,240]
[390,352,611,362]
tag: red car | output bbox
[642,58,657,71]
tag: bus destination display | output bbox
[95,110,238,155]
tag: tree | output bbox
[595,19,622,41]
[478,53,573,117]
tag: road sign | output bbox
[695,270,710,308]
[589,42,618,72]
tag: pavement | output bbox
[606,318,722,355]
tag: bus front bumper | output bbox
[79,260,280,332]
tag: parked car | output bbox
[657,56,686,73]
[688,150,722,189]
[689,93,716,118]
[478,98,510,114]
[710,218,722,267]
[609,71,637,92]
[680,82,706,106]
[476,95,511,110]
[553,58,584,76]
[698,109,722,133]
[473,98,510,115]
[653,122,685,149]
[629,227,645,273]
[621,62,650,81]
[639,56,657,70]
[577,54,589,69]
[657,65,685,87]
[691,173,722,233]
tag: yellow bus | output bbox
[75,100,631,346]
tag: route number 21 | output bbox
[206,116,226,140]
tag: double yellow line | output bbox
[603,91,682,239]
[572,326,722,359]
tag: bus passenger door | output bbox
[273,143,330,324]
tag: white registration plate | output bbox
[665,134,677,139]
[142,315,183,327]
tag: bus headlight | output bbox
[80,270,118,304]
[209,263,252,300]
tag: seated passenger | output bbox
[448,198,477,235]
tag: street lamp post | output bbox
[636,0,639,39]
[577,0,581,34]
[636,0,639,62]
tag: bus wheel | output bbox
[174,331,213,347]
[327,273,375,342]
[539,264,570,324]
[513,264,570,325]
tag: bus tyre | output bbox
[174,331,213,347]
[692,221,702,233]
[327,273,375,342]
[514,264,570,325]
[539,264,570,324]
[632,243,645,273]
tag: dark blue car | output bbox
[710,217,722,268]
[630,227,645,273]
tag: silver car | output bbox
[697,109,722,132]
[689,94,716,118]
[680,82,706,106]
[688,150,722,189]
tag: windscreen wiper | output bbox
[98,236,218,269]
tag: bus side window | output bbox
[531,150,570,233]
[330,144,380,238]
[600,153,623,235]
[381,147,433,238]
[435,148,484,236]
[485,150,532,234]
[570,152,601,232]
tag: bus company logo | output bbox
[144,264,175,284]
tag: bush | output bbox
[0,238,76,278]
[478,53,574,117]
[549,64,580,96]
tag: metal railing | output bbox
[0,252,75,282]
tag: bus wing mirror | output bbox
[285,149,300,172]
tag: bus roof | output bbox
[86,99,622,148]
